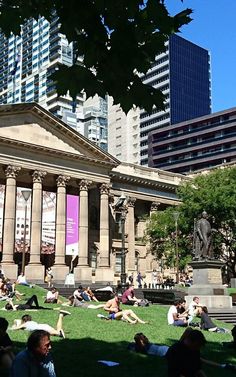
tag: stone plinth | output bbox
[186,260,232,309]
[1,263,18,281]
[95,268,114,284]
[25,264,45,283]
[74,266,92,283]
[52,265,69,283]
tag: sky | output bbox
[165,0,236,113]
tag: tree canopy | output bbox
[146,167,236,280]
[0,0,192,113]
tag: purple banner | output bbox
[66,194,79,256]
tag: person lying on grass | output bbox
[10,310,71,339]
[102,294,147,324]
[62,295,105,309]
[128,328,236,371]
[4,295,51,311]
[128,332,169,356]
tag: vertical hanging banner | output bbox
[66,194,79,256]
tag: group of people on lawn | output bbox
[167,296,228,332]
[0,280,235,377]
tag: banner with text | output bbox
[66,194,79,256]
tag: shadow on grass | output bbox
[11,335,236,377]
[12,337,167,377]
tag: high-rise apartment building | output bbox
[108,97,140,164]
[0,16,108,150]
[82,95,108,151]
[140,34,211,166]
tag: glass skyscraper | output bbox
[140,34,211,166]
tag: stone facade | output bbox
[0,103,186,284]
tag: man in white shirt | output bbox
[188,296,203,324]
[167,301,187,327]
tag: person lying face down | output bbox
[128,332,169,356]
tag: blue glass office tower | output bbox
[169,34,211,125]
[140,34,211,166]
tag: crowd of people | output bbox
[0,274,235,377]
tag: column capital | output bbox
[56,175,70,187]
[127,197,136,207]
[151,201,161,212]
[32,170,47,183]
[100,183,110,195]
[79,179,92,191]
[5,165,21,178]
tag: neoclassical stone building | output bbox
[0,103,186,284]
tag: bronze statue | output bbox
[193,211,213,260]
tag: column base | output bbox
[25,264,45,284]
[74,266,92,284]
[51,265,69,284]
[95,268,114,284]
[1,263,18,281]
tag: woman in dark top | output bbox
[199,306,217,331]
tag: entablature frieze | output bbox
[110,188,181,206]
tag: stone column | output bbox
[127,197,136,273]
[53,175,70,281]
[25,170,46,282]
[2,165,21,280]
[150,201,160,215]
[96,183,114,282]
[74,180,92,282]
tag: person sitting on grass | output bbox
[11,330,57,377]
[16,272,33,287]
[187,296,203,324]
[10,310,71,339]
[121,284,141,306]
[167,300,187,327]
[44,288,60,304]
[101,294,147,324]
[84,287,99,302]
[0,317,15,371]
[4,295,49,311]
[128,332,169,356]
[166,329,207,377]
[199,306,229,333]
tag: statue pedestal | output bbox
[185,260,232,309]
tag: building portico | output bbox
[0,103,186,284]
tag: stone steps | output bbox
[208,309,236,325]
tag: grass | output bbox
[0,285,236,377]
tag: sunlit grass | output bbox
[0,285,235,377]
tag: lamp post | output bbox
[21,189,31,274]
[119,206,128,289]
[173,211,180,284]
[113,193,128,290]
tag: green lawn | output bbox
[0,285,235,377]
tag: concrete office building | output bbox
[148,107,236,174]
[0,16,108,150]
[108,97,140,164]
[140,34,211,166]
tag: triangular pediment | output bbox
[0,103,119,166]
